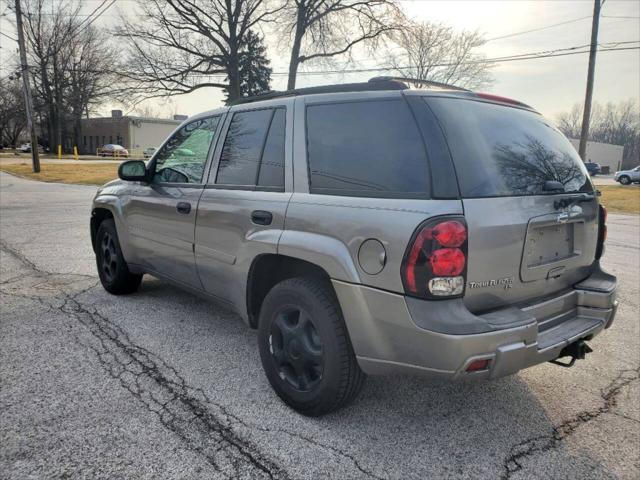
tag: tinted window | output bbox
[153,116,220,184]
[428,98,593,197]
[258,109,285,188]
[306,100,429,197]
[217,109,273,185]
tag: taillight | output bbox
[401,217,468,299]
[596,204,607,259]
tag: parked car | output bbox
[614,165,640,185]
[18,143,46,153]
[91,78,617,416]
[143,147,156,158]
[585,162,601,176]
[99,144,129,157]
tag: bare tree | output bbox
[387,21,493,90]
[21,0,81,149]
[0,78,27,147]
[20,0,124,151]
[556,103,583,139]
[282,0,399,90]
[556,99,640,169]
[117,0,279,102]
[66,25,123,149]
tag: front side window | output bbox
[153,116,220,184]
[306,99,430,197]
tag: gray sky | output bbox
[1,0,638,120]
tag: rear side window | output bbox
[427,98,593,197]
[306,99,429,197]
[216,108,285,189]
[258,108,285,188]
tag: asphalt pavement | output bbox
[1,171,639,479]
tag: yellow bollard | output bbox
[58,144,62,160]
[73,146,78,160]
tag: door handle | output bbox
[176,201,191,214]
[251,210,273,225]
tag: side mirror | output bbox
[118,160,147,182]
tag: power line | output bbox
[485,16,591,42]
[74,0,112,29]
[480,11,639,43]
[75,0,117,35]
[0,30,16,42]
[133,43,638,80]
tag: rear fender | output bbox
[277,230,361,284]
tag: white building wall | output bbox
[128,119,181,151]
[569,138,624,172]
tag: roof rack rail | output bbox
[368,76,471,92]
[230,78,407,105]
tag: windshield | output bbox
[427,97,594,198]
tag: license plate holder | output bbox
[525,223,575,268]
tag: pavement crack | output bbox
[2,238,385,479]
[65,298,290,478]
[501,367,640,479]
[232,422,388,480]
[1,240,291,479]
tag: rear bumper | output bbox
[333,266,617,379]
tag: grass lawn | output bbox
[598,185,640,215]
[0,162,118,186]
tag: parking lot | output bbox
[0,171,638,479]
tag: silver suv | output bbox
[91,78,617,415]
[614,165,640,185]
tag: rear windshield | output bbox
[427,97,593,198]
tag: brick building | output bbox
[80,110,185,155]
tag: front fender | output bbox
[277,230,361,283]
[92,194,134,262]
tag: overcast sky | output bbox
[1,0,638,120]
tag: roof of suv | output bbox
[186,77,537,122]
[229,76,536,112]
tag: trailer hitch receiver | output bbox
[549,339,593,368]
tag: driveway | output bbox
[1,172,638,479]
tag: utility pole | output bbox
[14,0,40,173]
[578,0,601,161]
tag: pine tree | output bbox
[225,31,272,104]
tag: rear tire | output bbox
[258,277,365,416]
[95,219,142,294]
[619,175,631,185]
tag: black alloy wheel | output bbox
[268,306,324,392]
[95,218,142,294]
[100,230,119,284]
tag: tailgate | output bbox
[425,95,599,312]
[463,195,598,312]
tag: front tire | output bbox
[258,277,365,416]
[619,175,631,185]
[95,219,142,294]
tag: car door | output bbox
[124,114,225,288]
[195,101,293,308]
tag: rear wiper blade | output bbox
[543,180,565,193]
[554,192,597,210]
